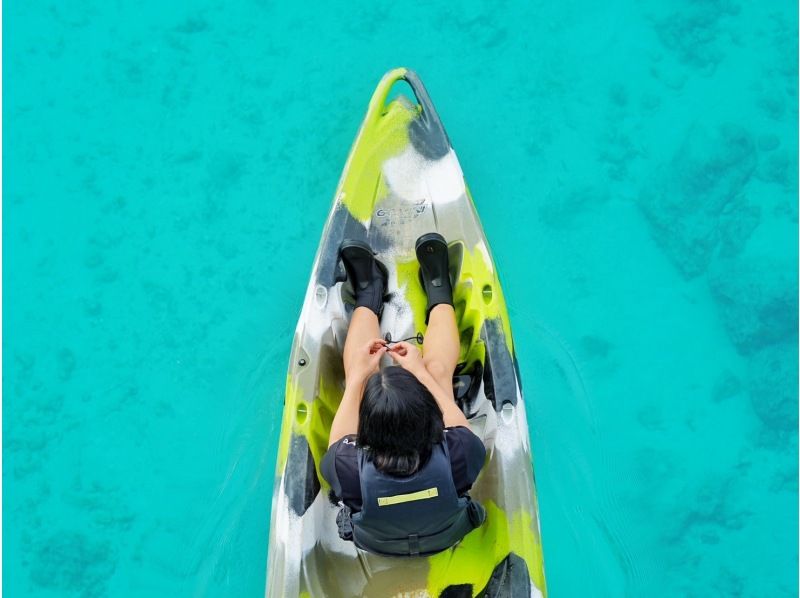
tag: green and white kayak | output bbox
[266,67,547,598]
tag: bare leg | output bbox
[422,304,460,387]
[343,307,381,381]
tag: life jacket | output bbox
[336,440,486,557]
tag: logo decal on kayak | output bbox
[375,199,428,223]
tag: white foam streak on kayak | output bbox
[383,147,466,205]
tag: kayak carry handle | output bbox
[366,67,451,159]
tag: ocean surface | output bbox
[4,1,798,596]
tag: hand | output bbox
[387,341,426,377]
[346,338,388,385]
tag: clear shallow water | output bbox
[4,1,797,597]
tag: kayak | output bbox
[266,67,547,598]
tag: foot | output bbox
[415,232,454,324]
[339,239,388,318]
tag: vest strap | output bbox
[408,533,420,557]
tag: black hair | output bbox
[358,366,444,476]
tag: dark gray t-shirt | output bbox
[321,426,486,512]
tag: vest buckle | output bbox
[336,505,354,541]
[408,533,420,557]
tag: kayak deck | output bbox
[267,68,546,598]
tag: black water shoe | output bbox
[339,239,388,319]
[415,232,454,324]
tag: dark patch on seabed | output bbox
[5,0,798,596]
[29,532,117,597]
[632,1,799,447]
[639,124,759,278]
[572,1,800,595]
[637,121,798,440]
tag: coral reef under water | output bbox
[639,124,759,279]
[708,256,798,354]
[4,1,797,597]
[29,533,116,598]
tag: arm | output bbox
[328,378,366,447]
[328,338,387,447]
[414,367,470,429]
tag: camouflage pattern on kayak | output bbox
[266,67,547,598]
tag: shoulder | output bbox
[445,426,486,456]
[327,434,359,454]
[444,426,487,494]
[321,435,362,509]
[321,434,358,481]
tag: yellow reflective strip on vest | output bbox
[377,487,439,506]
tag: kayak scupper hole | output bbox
[482,284,493,305]
[314,285,328,309]
[501,402,514,424]
[296,402,309,425]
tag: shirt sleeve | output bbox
[444,426,487,495]
[320,434,362,511]
[321,441,343,499]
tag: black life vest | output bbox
[337,440,486,557]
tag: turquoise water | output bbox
[5,1,797,596]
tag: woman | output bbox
[321,232,487,557]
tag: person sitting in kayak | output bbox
[321,232,487,557]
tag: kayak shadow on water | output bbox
[508,302,642,597]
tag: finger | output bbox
[370,339,389,353]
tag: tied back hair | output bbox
[358,366,444,476]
